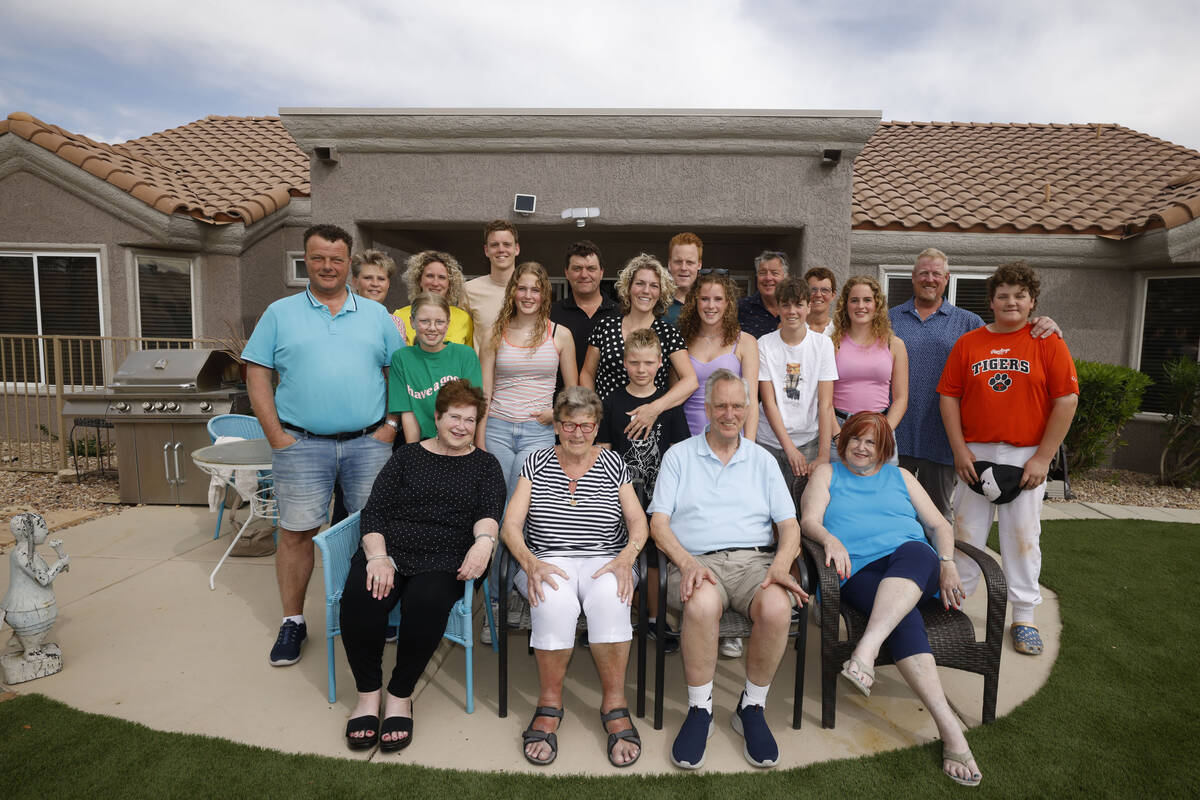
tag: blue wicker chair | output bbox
[313,511,498,711]
[205,414,269,540]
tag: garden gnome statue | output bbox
[1,512,70,683]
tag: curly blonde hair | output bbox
[678,273,741,347]
[489,262,552,355]
[615,253,676,317]
[402,251,470,311]
[832,275,893,348]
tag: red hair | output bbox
[836,411,895,464]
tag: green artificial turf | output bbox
[1,520,1197,798]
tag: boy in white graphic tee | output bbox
[757,276,838,496]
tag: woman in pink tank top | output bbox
[678,273,759,438]
[479,262,579,496]
[830,276,909,447]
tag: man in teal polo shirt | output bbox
[649,368,808,770]
[243,224,403,667]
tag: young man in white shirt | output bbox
[757,276,838,497]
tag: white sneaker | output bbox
[719,637,744,658]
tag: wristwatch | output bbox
[939,555,954,562]
[384,419,399,430]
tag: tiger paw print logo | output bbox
[988,373,1012,392]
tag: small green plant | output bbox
[39,424,112,458]
[1063,360,1152,473]
[1159,357,1200,487]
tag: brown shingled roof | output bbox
[852,121,1200,236]
[1,112,309,225]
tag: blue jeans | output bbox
[484,415,555,498]
[271,428,392,531]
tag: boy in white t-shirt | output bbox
[757,276,838,496]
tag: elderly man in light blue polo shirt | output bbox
[243,223,403,668]
[649,368,808,771]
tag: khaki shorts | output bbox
[666,549,795,618]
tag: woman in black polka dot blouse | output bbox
[580,253,698,441]
[339,379,505,753]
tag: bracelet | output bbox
[939,555,955,563]
[367,554,396,570]
[474,534,497,545]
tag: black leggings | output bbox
[339,551,462,697]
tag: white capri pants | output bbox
[514,555,634,650]
[952,441,1045,623]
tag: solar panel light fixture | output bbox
[513,194,537,216]
[822,148,842,166]
[314,145,338,163]
[561,207,600,227]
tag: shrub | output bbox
[1159,357,1200,487]
[1064,360,1152,473]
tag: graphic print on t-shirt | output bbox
[623,424,664,494]
[784,362,802,400]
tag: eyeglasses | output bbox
[558,421,596,433]
[699,268,729,275]
[809,287,834,296]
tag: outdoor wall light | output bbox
[514,194,536,216]
[561,207,600,227]
[314,145,338,163]
[822,149,842,166]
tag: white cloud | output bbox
[3,0,1198,148]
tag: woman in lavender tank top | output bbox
[678,273,760,437]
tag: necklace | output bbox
[433,439,473,457]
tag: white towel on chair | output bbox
[207,435,260,512]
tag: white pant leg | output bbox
[577,555,633,644]
[951,442,1000,598]
[992,443,1045,623]
[514,556,582,651]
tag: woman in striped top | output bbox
[501,386,649,768]
[479,262,578,496]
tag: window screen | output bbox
[1140,275,1200,413]
[138,256,194,339]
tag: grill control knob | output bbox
[153,401,165,411]
[166,402,180,413]
[199,401,213,413]
[114,402,130,413]
[142,401,152,411]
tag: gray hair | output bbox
[754,250,790,274]
[704,368,750,406]
[553,385,603,423]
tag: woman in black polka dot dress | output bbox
[339,379,505,752]
[580,253,698,441]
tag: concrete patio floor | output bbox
[3,499,1190,775]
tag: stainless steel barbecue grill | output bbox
[61,348,248,504]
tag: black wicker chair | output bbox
[799,537,1007,729]
[644,541,812,731]
[496,541,650,720]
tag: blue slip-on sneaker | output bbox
[269,620,307,666]
[1011,623,1043,655]
[731,693,779,767]
[671,705,714,769]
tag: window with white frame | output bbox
[0,252,102,385]
[882,268,991,321]
[136,254,195,339]
[286,251,307,287]
[1137,274,1200,413]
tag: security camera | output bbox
[561,207,600,227]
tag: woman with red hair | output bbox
[800,411,981,787]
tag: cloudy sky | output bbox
[2,0,1198,149]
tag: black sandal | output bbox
[379,702,414,753]
[522,705,564,766]
[344,714,379,751]
[600,708,642,768]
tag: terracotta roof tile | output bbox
[1,111,309,226]
[853,121,1200,235]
